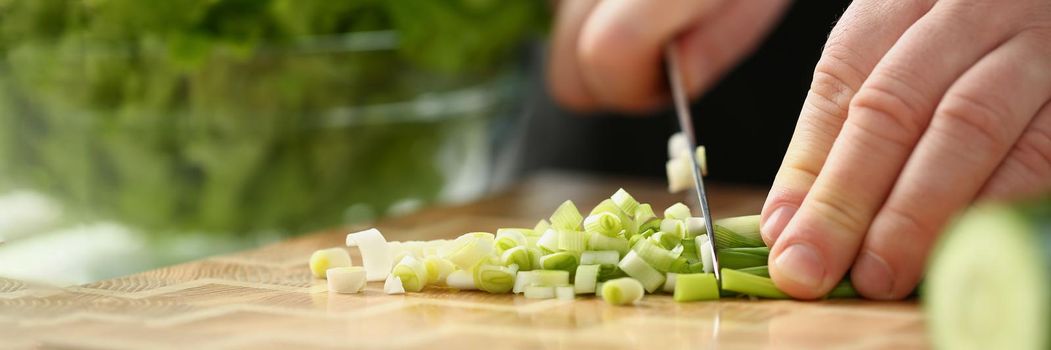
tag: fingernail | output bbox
[774,243,825,289]
[762,205,797,241]
[853,251,895,299]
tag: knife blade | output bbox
[664,43,721,281]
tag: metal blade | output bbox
[664,43,721,281]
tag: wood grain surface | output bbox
[0,172,929,349]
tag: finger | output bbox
[576,0,724,111]
[853,31,1051,300]
[547,0,602,111]
[675,0,791,99]
[980,99,1051,201]
[770,1,1016,299]
[761,0,935,246]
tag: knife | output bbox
[664,43,721,281]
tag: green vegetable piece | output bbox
[631,238,677,272]
[550,200,583,230]
[587,232,630,257]
[540,252,579,273]
[664,202,692,220]
[601,277,645,306]
[580,250,620,265]
[474,264,516,294]
[716,247,770,270]
[610,188,639,215]
[574,264,600,294]
[720,268,789,299]
[736,265,770,278]
[558,229,588,252]
[584,212,623,237]
[501,246,533,271]
[618,251,665,293]
[674,273,720,302]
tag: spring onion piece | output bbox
[384,274,405,295]
[696,235,714,273]
[556,285,576,300]
[584,212,623,237]
[926,199,1051,350]
[666,157,692,193]
[601,278,645,305]
[717,247,770,270]
[720,268,789,299]
[650,231,681,250]
[668,132,690,159]
[439,232,495,270]
[531,270,571,286]
[540,252,579,273]
[424,257,457,284]
[673,273,719,302]
[550,200,583,230]
[611,188,639,216]
[695,146,707,176]
[595,282,606,297]
[345,228,393,282]
[664,203,692,221]
[685,217,707,238]
[580,250,620,265]
[501,246,534,271]
[713,224,765,249]
[558,229,589,252]
[597,264,626,281]
[392,256,429,292]
[660,218,686,239]
[737,265,770,278]
[663,273,678,293]
[537,228,560,254]
[446,269,476,290]
[513,271,534,294]
[327,266,367,294]
[589,199,622,216]
[587,232,630,257]
[634,203,660,232]
[525,285,556,299]
[495,229,529,254]
[309,248,353,279]
[574,264,600,294]
[631,239,677,272]
[474,264,516,294]
[618,251,665,293]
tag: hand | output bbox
[761,0,1051,300]
[546,0,791,112]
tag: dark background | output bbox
[518,1,854,186]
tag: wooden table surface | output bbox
[0,172,929,349]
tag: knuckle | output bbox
[808,189,871,236]
[879,204,939,246]
[1012,124,1051,177]
[578,21,635,74]
[933,92,1014,148]
[848,82,929,149]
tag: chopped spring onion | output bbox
[309,247,353,279]
[664,203,692,221]
[696,235,714,273]
[495,229,529,254]
[720,268,789,299]
[590,199,623,216]
[666,157,692,193]
[659,218,686,239]
[597,264,626,281]
[525,285,556,299]
[595,282,606,297]
[439,232,495,270]
[685,217,707,238]
[550,200,583,230]
[474,264,516,294]
[446,269,476,290]
[634,203,660,232]
[713,224,765,249]
[631,238,677,272]
[673,273,719,302]
[650,231,681,250]
[392,256,429,292]
[826,279,858,299]
[663,273,678,293]
[531,270,571,286]
[602,278,645,305]
[584,212,623,237]
[424,256,457,284]
[587,232,630,257]
[717,247,770,270]
[501,246,534,271]
[537,229,560,253]
[668,132,691,159]
[345,228,393,282]
[540,252,579,272]
[556,285,576,300]
[327,266,367,294]
[580,250,620,265]
[558,229,589,252]
[618,251,666,293]
[533,220,551,237]
[574,264,600,294]
[513,271,534,294]
[384,274,405,295]
[611,188,639,216]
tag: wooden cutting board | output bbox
[0,172,929,349]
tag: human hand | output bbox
[762,0,1051,299]
[546,0,791,112]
